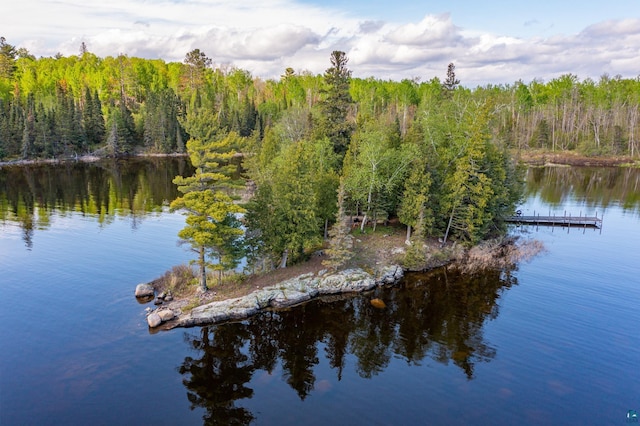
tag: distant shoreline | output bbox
[3,151,638,169]
[515,151,639,167]
[0,152,188,169]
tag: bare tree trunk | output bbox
[324,218,329,240]
[629,106,638,156]
[199,245,207,291]
[442,205,456,247]
[279,249,289,269]
[405,224,412,245]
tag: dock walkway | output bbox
[505,212,602,228]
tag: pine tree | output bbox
[170,134,245,291]
[442,62,460,95]
[322,180,354,271]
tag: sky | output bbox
[2,0,639,86]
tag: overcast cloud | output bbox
[2,0,639,86]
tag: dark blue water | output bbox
[1,163,639,425]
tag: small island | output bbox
[137,227,543,329]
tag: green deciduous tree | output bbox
[343,120,412,231]
[0,37,17,81]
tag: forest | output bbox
[1,36,639,280]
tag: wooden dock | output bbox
[505,211,602,228]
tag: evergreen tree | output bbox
[105,100,136,155]
[184,49,212,91]
[0,99,7,158]
[35,103,56,157]
[83,88,105,147]
[246,142,321,268]
[442,62,460,95]
[317,51,353,156]
[170,189,245,290]
[21,95,36,158]
[171,134,245,291]
[398,156,433,243]
[322,179,354,271]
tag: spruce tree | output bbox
[317,51,353,156]
[322,180,354,271]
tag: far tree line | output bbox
[1,36,639,161]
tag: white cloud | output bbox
[2,1,639,85]
[385,14,463,48]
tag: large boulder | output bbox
[157,309,175,321]
[376,265,404,285]
[147,312,162,328]
[135,283,154,298]
[270,288,312,308]
[318,268,375,294]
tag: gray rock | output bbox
[157,309,175,321]
[135,283,154,298]
[270,288,312,308]
[377,265,404,285]
[318,268,375,294]
[171,266,404,328]
[147,313,162,328]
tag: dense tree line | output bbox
[1,37,638,162]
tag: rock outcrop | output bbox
[135,283,154,298]
[160,265,404,329]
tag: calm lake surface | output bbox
[1,160,639,425]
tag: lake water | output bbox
[1,161,639,425]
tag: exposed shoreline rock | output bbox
[143,265,404,329]
[134,283,155,298]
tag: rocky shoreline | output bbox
[136,265,405,329]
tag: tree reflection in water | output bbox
[0,157,194,247]
[179,323,255,425]
[178,266,518,424]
